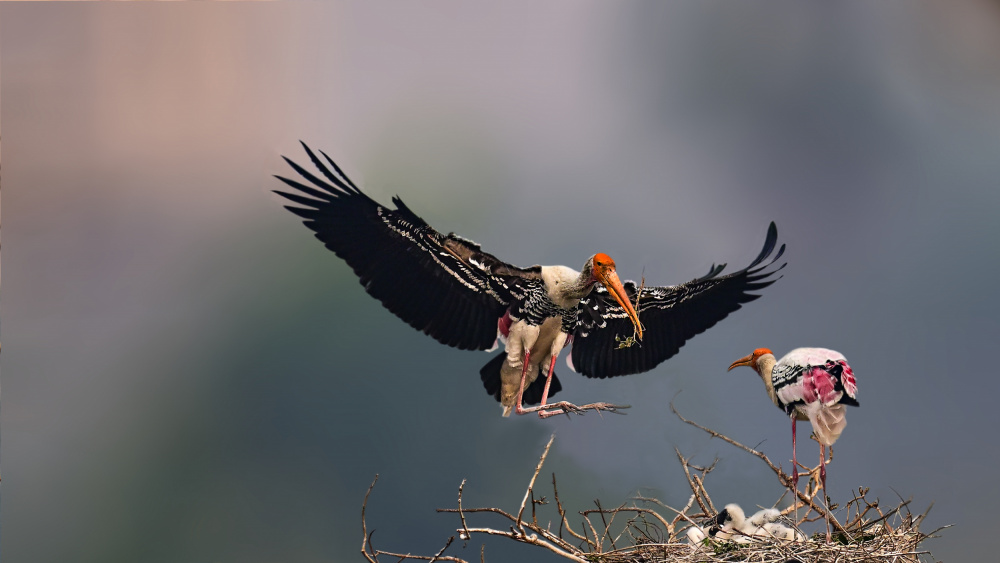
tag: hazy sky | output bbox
[4,2,1000,562]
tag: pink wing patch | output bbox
[801,364,838,406]
[838,359,858,399]
[801,360,856,406]
[498,311,512,339]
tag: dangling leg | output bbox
[519,330,630,418]
[529,332,575,414]
[538,357,578,416]
[521,353,627,418]
[821,444,831,543]
[518,353,573,414]
[505,322,541,416]
[513,350,532,415]
[540,354,558,406]
[538,351,630,418]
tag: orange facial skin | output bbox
[592,254,643,341]
[727,348,774,373]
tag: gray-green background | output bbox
[5,2,999,561]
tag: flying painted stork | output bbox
[728,347,858,541]
[274,142,786,418]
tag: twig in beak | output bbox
[615,273,646,349]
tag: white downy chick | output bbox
[762,521,807,542]
[685,525,707,546]
[713,504,805,543]
[712,504,751,543]
[747,507,781,528]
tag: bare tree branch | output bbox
[361,407,939,563]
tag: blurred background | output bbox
[4,2,1000,561]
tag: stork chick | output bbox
[712,503,804,543]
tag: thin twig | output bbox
[583,513,601,554]
[462,527,588,563]
[516,433,556,533]
[692,474,715,514]
[675,448,710,516]
[457,479,471,541]
[438,507,516,520]
[428,536,456,563]
[372,549,466,563]
[553,473,589,544]
[362,475,379,563]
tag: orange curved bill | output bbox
[728,354,755,371]
[597,268,643,340]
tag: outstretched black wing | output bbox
[571,222,786,378]
[274,142,540,351]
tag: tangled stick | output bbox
[669,400,847,534]
[359,413,943,562]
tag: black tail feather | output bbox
[480,353,506,400]
[479,354,562,405]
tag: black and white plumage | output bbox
[729,347,859,542]
[572,231,785,378]
[275,142,786,417]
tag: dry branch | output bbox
[516,433,555,531]
[670,400,848,534]
[359,411,941,563]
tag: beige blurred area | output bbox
[10,4,301,214]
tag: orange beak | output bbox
[727,353,755,372]
[596,266,643,341]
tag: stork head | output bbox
[728,348,773,374]
[716,503,746,529]
[588,253,643,341]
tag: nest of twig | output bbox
[360,404,944,563]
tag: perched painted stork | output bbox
[274,142,786,417]
[728,347,858,541]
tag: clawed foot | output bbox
[519,401,630,419]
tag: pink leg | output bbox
[820,444,828,490]
[517,350,630,418]
[535,355,585,418]
[539,354,558,406]
[531,354,588,417]
[515,352,576,417]
[791,416,799,490]
[821,444,831,543]
[513,350,532,415]
[791,416,800,525]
